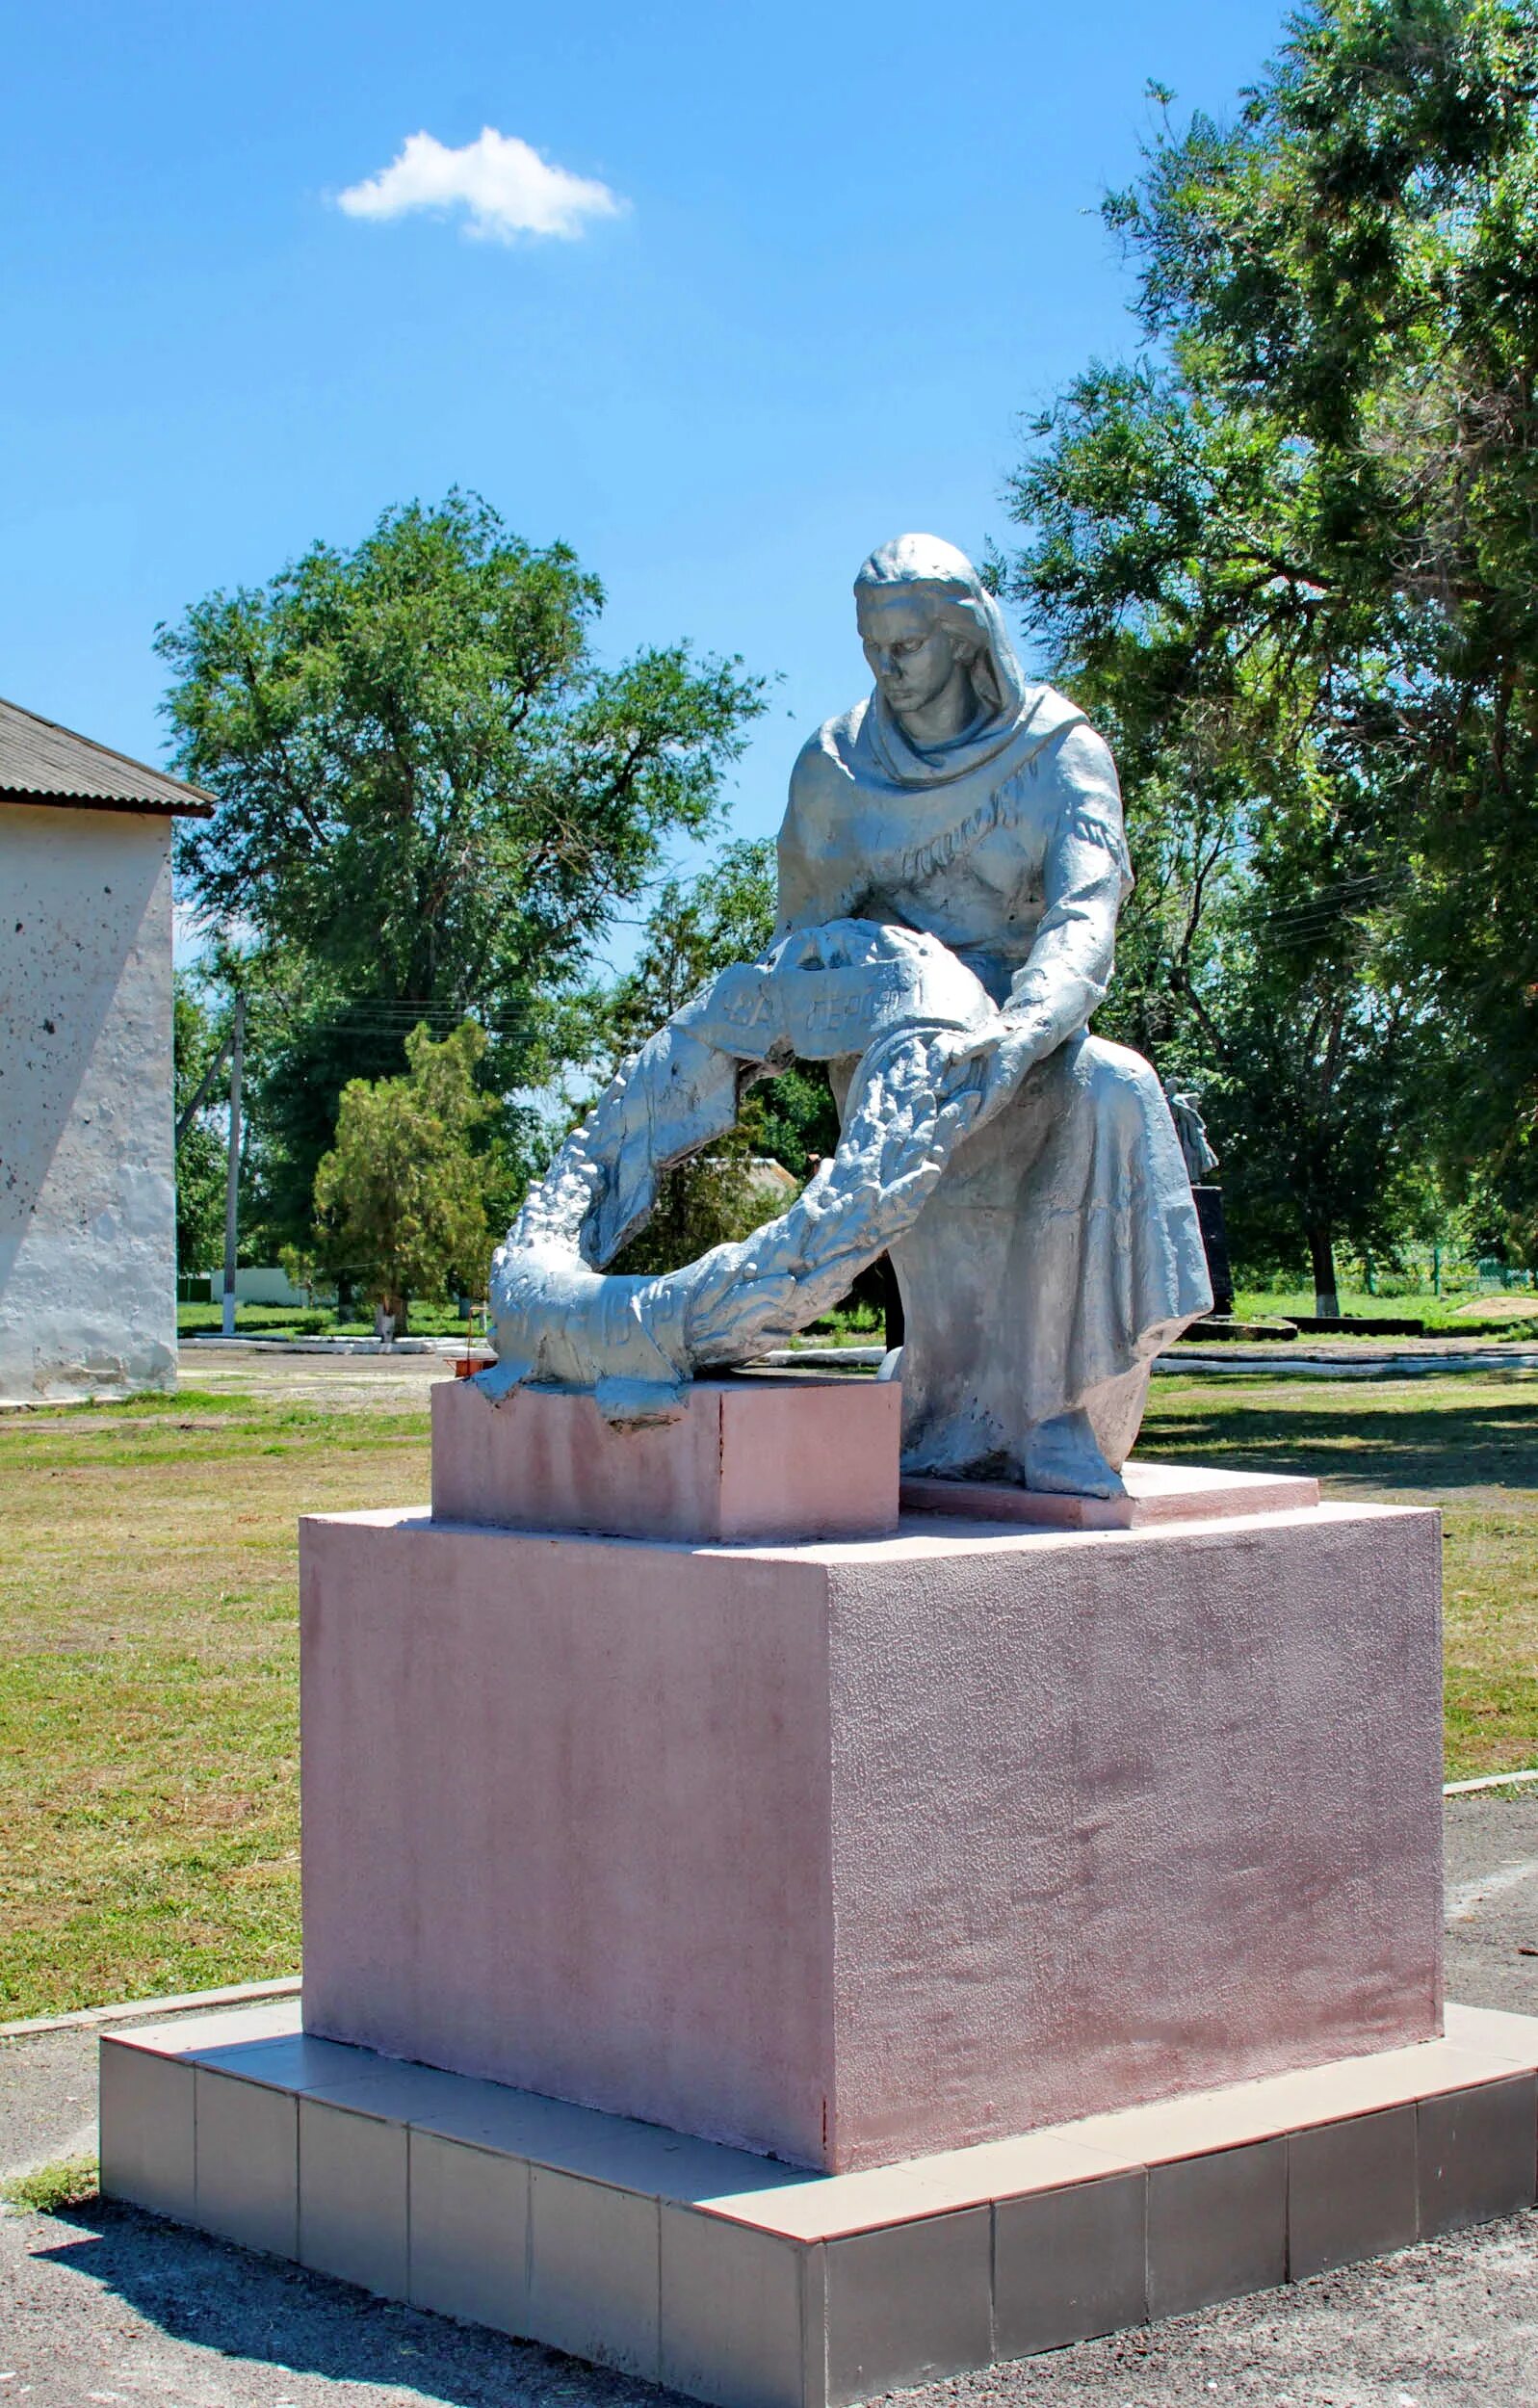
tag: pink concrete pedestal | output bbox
[431,1375,900,1544]
[300,1477,1444,2173]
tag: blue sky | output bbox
[3,0,1288,961]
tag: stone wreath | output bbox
[478,920,997,1424]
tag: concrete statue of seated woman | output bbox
[481,534,1210,1497]
[775,534,1210,1494]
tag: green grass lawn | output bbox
[177,1302,480,1338]
[1,1370,1534,2019]
[179,1292,1538,1343]
[0,1387,431,2019]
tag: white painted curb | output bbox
[0,1975,300,2043]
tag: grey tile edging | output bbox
[99,2017,1538,2408]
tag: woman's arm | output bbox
[774,734,865,934]
[775,811,832,935]
[1003,722,1132,1051]
[940,722,1133,1122]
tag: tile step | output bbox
[99,2002,1538,2408]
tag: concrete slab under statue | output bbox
[100,535,1538,2403]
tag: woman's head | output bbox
[853,535,1025,722]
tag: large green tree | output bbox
[1004,0,1538,1281]
[310,1022,494,1332]
[160,491,766,1244]
[1197,862,1437,1310]
[607,838,779,1060]
[171,975,229,1277]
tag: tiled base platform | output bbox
[101,2001,1538,2408]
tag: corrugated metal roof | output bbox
[0,695,215,816]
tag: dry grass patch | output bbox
[1141,1372,1538,1780]
[2,2155,99,2214]
[0,1388,430,2017]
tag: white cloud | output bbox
[336,127,624,244]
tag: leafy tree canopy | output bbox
[161,492,767,1249]
[172,975,229,1276]
[607,837,778,1060]
[310,1021,495,1331]
[1004,0,1538,1274]
[163,491,766,1005]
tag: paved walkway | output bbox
[169,1333,1538,1406]
[175,1347,455,1411]
[1163,1339,1538,1380]
[2,1796,1535,2406]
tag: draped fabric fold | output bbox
[891,1032,1212,1477]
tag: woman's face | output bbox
[857,595,967,721]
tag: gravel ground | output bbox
[2,1796,1536,2408]
[1441,1791,1538,2016]
[4,2193,1530,2408]
[172,1347,456,1411]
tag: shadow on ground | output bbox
[21,2196,1538,2408]
[1141,1382,1538,1497]
[28,2199,665,2408]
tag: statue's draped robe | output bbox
[777,681,1212,1476]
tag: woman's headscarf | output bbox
[854,534,1039,788]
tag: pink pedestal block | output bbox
[431,1375,901,1544]
[900,1459,1322,1529]
[300,1495,1444,2174]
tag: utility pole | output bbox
[221,992,246,1340]
[175,1027,233,1147]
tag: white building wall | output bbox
[0,802,178,1400]
[195,1268,315,1307]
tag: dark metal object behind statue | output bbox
[1193,1185,1235,1317]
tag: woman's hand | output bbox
[931,1008,1055,1131]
